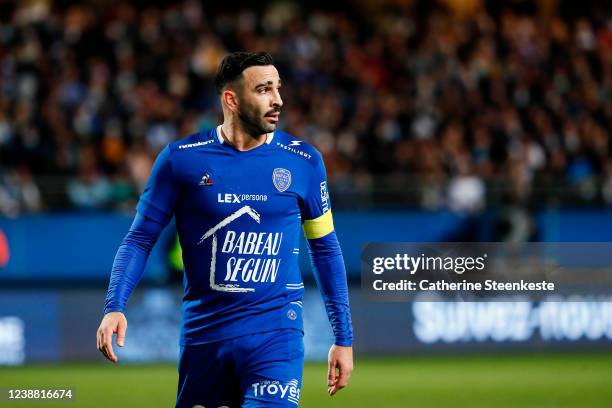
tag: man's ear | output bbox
[223,89,239,112]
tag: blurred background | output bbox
[0,0,611,406]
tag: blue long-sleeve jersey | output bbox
[104,126,353,346]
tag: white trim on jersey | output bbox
[216,125,275,145]
[216,125,224,143]
[265,131,274,144]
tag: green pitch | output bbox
[0,352,611,407]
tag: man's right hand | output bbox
[96,312,127,363]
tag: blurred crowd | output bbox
[1,0,612,216]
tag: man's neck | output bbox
[220,120,267,151]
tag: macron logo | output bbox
[289,140,302,146]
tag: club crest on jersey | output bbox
[272,168,292,192]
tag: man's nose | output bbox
[272,89,283,108]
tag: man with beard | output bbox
[97,52,353,407]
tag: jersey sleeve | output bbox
[136,145,178,225]
[104,213,166,313]
[300,152,353,346]
[300,153,334,239]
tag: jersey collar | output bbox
[215,125,275,145]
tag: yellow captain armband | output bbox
[302,210,334,239]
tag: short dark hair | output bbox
[214,51,274,95]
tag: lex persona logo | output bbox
[217,193,268,204]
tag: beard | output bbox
[237,100,278,137]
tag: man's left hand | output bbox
[327,344,353,396]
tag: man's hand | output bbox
[96,312,127,363]
[327,344,353,396]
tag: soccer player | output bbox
[96,51,353,407]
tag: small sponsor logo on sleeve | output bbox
[320,181,330,213]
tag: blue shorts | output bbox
[175,329,304,408]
